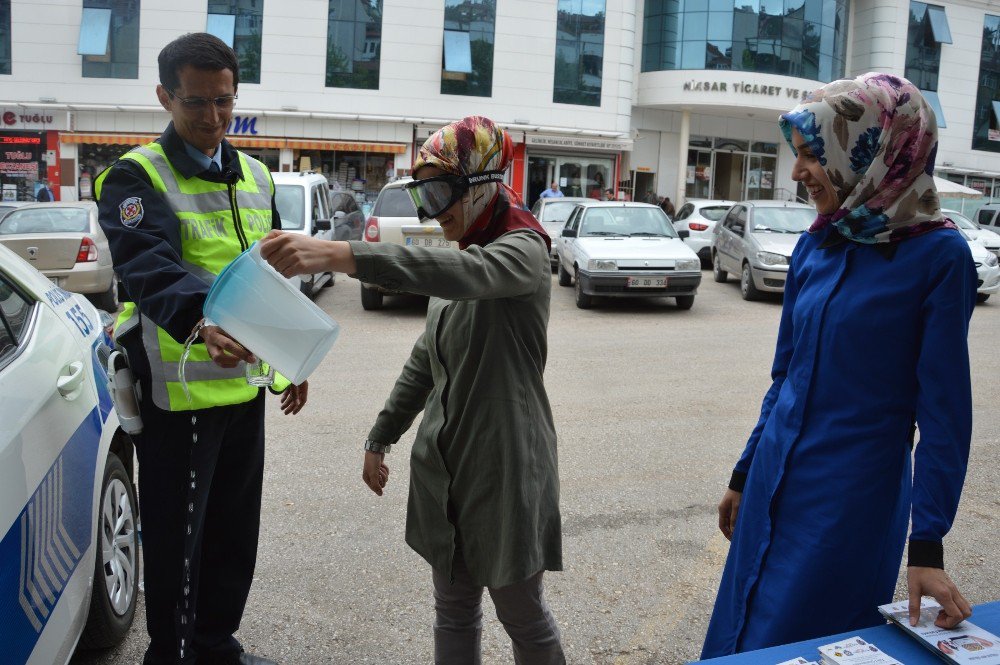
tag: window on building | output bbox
[441,0,495,98]
[553,0,606,107]
[973,14,1000,153]
[905,1,951,100]
[326,0,382,90]
[641,0,848,81]
[207,0,264,84]
[0,0,11,75]
[79,0,139,79]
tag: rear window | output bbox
[978,209,997,226]
[698,206,730,222]
[374,188,417,217]
[539,201,577,223]
[752,207,815,233]
[0,207,90,234]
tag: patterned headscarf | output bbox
[779,73,954,244]
[413,115,549,250]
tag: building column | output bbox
[676,110,690,208]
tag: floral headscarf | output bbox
[413,115,549,250]
[779,73,954,244]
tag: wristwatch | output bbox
[364,438,391,454]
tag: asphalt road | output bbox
[74,268,1000,665]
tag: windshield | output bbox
[374,188,417,217]
[0,207,90,234]
[752,207,815,234]
[540,201,577,223]
[946,212,977,230]
[698,205,730,222]
[579,207,678,238]
[274,184,305,230]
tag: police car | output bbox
[0,243,138,663]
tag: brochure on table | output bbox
[878,599,1000,665]
[816,636,903,665]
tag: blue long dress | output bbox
[701,225,978,658]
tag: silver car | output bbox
[711,200,815,300]
[671,199,735,267]
[530,196,590,271]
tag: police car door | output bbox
[0,273,104,664]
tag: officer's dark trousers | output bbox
[134,390,265,665]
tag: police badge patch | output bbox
[119,197,144,228]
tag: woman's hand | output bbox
[908,567,973,628]
[279,380,308,415]
[718,489,742,541]
[259,231,356,278]
[199,324,254,368]
[362,451,390,496]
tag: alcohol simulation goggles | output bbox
[403,170,506,220]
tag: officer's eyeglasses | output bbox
[168,90,238,111]
[403,170,506,220]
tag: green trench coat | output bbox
[350,230,562,588]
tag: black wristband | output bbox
[728,470,747,493]
[907,539,944,569]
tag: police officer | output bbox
[95,33,307,665]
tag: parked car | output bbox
[974,203,1000,237]
[670,198,735,267]
[0,243,138,663]
[358,177,456,310]
[958,228,1000,303]
[556,201,702,309]
[272,171,339,298]
[944,208,1000,257]
[0,202,117,311]
[530,196,590,271]
[711,200,815,300]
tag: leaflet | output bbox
[816,635,903,665]
[775,658,819,665]
[878,599,1000,665]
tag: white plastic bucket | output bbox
[203,242,339,385]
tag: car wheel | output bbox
[92,279,118,312]
[741,262,762,301]
[79,451,139,649]
[712,252,728,283]
[574,269,593,309]
[360,284,384,310]
[977,293,990,303]
[675,295,695,310]
[322,271,335,288]
[557,261,572,287]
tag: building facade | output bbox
[1,0,1000,212]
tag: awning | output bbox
[227,136,286,149]
[284,139,407,153]
[62,133,158,145]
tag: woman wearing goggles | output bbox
[261,116,564,664]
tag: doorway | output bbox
[713,153,745,201]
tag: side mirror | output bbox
[314,218,331,232]
[333,210,346,220]
[561,228,577,238]
[678,229,690,239]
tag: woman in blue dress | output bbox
[701,73,979,658]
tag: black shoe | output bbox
[237,654,277,665]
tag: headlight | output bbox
[756,251,789,266]
[587,259,617,271]
[674,258,701,271]
[985,253,999,268]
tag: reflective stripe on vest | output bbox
[100,141,275,411]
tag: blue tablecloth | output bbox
[697,601,1000,664]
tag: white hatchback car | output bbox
[271,171,338,298]
[670,199,735,267]
[945,208,1000,258]
[556,201,702,309]
[0,243,138,663]
[959,229,1000,303]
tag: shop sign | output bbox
[525,134,632,151]
[0,134,43,177]
[227,115,260,136]
[682,80,809,101]
[1,108,63,130]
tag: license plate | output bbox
[404,235,452,249]
[627,276,667,288]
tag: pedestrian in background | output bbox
[95,33,307,665]
[603,188,614,201]
[659,195,675,218]
[540,180,564,198]
[260,116,566,665]
[702,73,977,657]
[35,179,54,201]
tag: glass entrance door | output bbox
[527,154,614,204]
[746,155,777,200]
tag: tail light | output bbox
[76,237,98,263]
[364,216,380,242]
[689,222,709,231]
